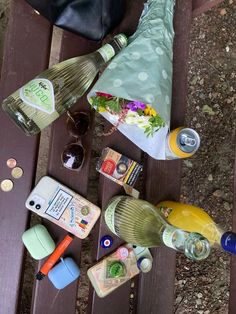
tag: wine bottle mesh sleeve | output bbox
[2,34,127,136]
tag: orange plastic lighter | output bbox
[36,233,74,280]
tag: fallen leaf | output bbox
[202,105,216,115]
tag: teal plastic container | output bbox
[22,224,55,260]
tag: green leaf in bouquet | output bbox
[137,109,145,116]
[106,99,122,113]
[90,96,106,111]
[144,126,153,137]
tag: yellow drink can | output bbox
[166,127,200,159]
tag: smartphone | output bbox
[25,176,101,239]
[87,244,153,298]
[87,244,139,298]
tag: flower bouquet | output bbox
[88,0,175,159]
[90,92,165,137]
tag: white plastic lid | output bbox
[137,257,152,273]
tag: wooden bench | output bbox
[0,1,227,313]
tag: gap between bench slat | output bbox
[87,1,144,313]
[88,134,142,314]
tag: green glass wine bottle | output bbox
[2,34,127,136]
[105,196,211,261]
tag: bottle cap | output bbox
[221,232,236,254]
[116,247,129,260]
[108,261,125,278]
[100,235,113,249]
[137,257,152,273]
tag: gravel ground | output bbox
[0,1,235,314]
[175,1,235,313]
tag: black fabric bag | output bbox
[26,0,125,41]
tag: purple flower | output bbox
[126,101,146,111]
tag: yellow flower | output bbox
[98,107,106,113]
[150,108,157,117]
[144,105,152,115]
[144,105,157,117]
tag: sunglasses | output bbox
[61,111,90,171]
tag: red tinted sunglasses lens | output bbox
[67,112,90,137]
[61,144,85,170]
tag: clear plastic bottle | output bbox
[105,196,211,261]
[2,34,127,136]
[157,201,222,245]
[157,200,236,255]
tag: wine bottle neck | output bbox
[97,34,128,63]
[97,44,116,63]
[162,226,210,261]
[162,225,187,250]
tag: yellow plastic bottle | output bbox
[157,201,223,246]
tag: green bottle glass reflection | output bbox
[105,196,211,261]
[2,34,127,136]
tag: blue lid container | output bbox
[48,257,80,289]
[221,232,236,254]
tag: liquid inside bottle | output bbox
[105,195,165,247]
[157,201,223,245]
[2,34,127,136]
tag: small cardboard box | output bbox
[96,147,143,187]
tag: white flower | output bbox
[125,110,139,125]
[125,110,150,128]
[135,115,151,128]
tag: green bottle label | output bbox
[163,226,187,251]
[20,78,55,114]
[98,44,115,63]
[162,226,176,249]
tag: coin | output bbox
[6,158,17,168]
[1,179,14,192]
[11,167,24,179]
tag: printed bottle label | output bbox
[104,197,123,235]
[159,205,173,218]
[20,78,55,114]
[162,226,176,249]
[98,44,115,63]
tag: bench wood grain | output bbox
[0,0,229,313]
[0,1,52,313]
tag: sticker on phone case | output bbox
[46,189,73,220]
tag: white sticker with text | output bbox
[46,189,73,220]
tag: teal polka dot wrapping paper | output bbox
[88,0,175,160]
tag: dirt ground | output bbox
[0,1,235,314]
[176,1,235,313]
